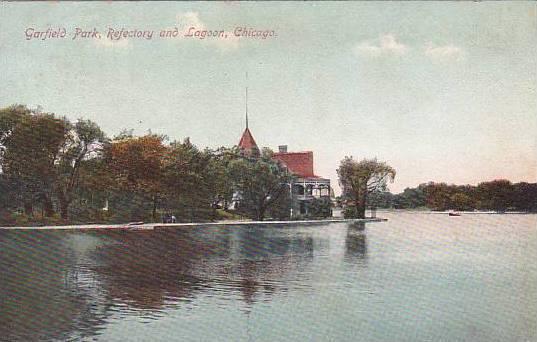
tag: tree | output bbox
[106,134,167,221]
[337,157,396,219]
[368,191,395,208]
[67,156,114,223]
[423,182,456,211]
[55,119,107,219]
[512,182,537,212]
[450,193,475,211]
[476,179,514,212]
[0,173,15,224]
[0,106,28,218]
[306,197,332,219]
[206,146,241,210]
[229,149,293,221]
[162,138,217,221]
[391,184,427,209]
[0,105,70,217]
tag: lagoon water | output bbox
[1,212,536,341]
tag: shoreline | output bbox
[0,218,387,231]
[375,209,537,215]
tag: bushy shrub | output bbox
[307,198,332,219]
[343,206,359,219]
[0,210,18,226]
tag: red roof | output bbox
[272,151,316,178]
[238,128,258,150]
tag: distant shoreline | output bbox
[375,209,537,215]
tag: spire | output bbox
[245,71,249,129]
[239,71,259,157]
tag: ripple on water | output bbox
[1,214,536,342]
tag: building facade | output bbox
[238,127,332,218]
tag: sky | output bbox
[1,2,536,193]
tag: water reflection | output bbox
[0,231,112,341]
[3,215,535,342]
[91,229,213,311]
[345,222,368,261]
[0,225,326,340]
[91,227,317,310]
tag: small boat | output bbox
[448,212,461,217]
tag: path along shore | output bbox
[0,218,387,231]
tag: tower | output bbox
[238,72,260,157]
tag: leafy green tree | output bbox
[394,185,427,209]
[206,146,241,210]
[512,182,537,212]
[337,157,396,218]
[449,193,475,211]
[229,149,293,221]
[162,138,216,221]
[55,119,107,219]
[67,156,113,223]
[368,191,395,208]
[423,182,455,211]
[306,197,332,219]
[476,180,514,212]
[0,105,70,217]
[0,174,16,224]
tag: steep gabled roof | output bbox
[238,128,258,151]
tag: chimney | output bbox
[278,145,288,153]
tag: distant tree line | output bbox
[0,105,292,226]
[368,181,537,212]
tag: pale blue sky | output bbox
[1,2,536,193]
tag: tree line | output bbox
[2,105,533,225]
[0,105,292,226]
[368,180,537,212]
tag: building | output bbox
[237,127,332,217]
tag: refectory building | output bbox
[238,127,332,217]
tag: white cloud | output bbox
[353,34,408,57]
[177,11,204,29]
[176,11,239,51]
[424,43,464,62]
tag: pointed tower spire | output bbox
[245,71,249,129]
[238,71,259,157]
